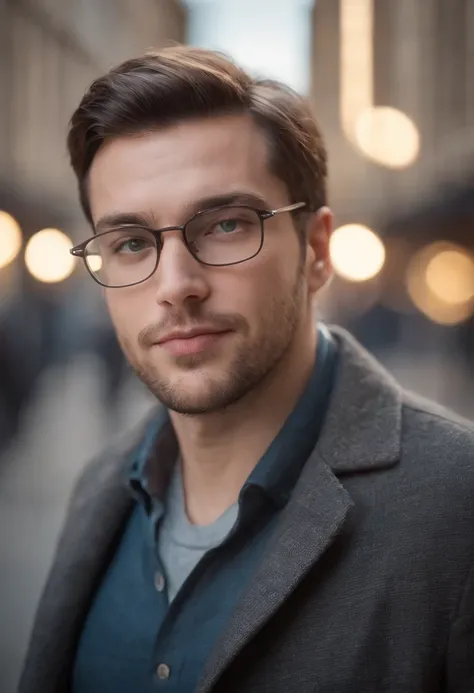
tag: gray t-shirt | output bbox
[158,463,239,602]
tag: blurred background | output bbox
[0,0,473,689]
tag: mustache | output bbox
[138,311,248,348]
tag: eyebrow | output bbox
[95,211,154,233]
[94,191,270,233]
[183,192,269,218]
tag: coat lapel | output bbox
[197,453,353,693]
[198,326,403,693]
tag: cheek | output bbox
[105,292,145,342]
[256,244,300,290]
[225,255,295,318]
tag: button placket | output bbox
[154,571,166,593]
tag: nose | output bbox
[152,231,210,309]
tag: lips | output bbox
[158,327,228,344]
[157,328,231,357]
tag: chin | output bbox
[155,373,230,415]
[159,390,230,415]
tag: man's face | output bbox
[88,114,317,414]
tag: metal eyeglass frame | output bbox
[70,201,307,288]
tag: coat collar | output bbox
[321,326,402,473]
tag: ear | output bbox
[305,206,333,293]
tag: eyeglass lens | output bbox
[84,206,263,287]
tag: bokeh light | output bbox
[354,106,420,168]
[330,224,386,282]
[425,247,474,305]
[406,242,474,325]
[25,229,76,283]
[87,254,103,273]
[0,211,23,269]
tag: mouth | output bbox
[157,329,232,357]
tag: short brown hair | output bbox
[67,45,328,226]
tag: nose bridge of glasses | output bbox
[138,224,183,250]
[158,224,186,236]
[156,224,199,264]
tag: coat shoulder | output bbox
[400,390,474,501]
[402,390,474,457]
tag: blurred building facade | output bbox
[308,0,473,416]
[0,0,185,232]
[312,0,473,223]
[2,0,469,238]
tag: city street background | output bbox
[0,0,473,690]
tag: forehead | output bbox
[88,114,288,224]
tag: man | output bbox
[20,46,474,693]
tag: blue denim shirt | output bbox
[73,324,338,693]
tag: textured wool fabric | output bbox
[19,326,474,693]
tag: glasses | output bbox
[70,202,306,288]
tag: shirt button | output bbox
[154,571,166,592]
[157,663,171,680]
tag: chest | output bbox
[72,503,278,693]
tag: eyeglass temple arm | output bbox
[270,201,307,217]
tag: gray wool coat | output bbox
[19,328,474,693]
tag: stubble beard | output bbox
[123,275,305,416]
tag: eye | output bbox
[186,207,259,244]
[217,219,239,234]
[107,231,155,255]
[116,237,149,253]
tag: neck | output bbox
[169,319,319,525]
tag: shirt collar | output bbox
[128,408,176,513]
